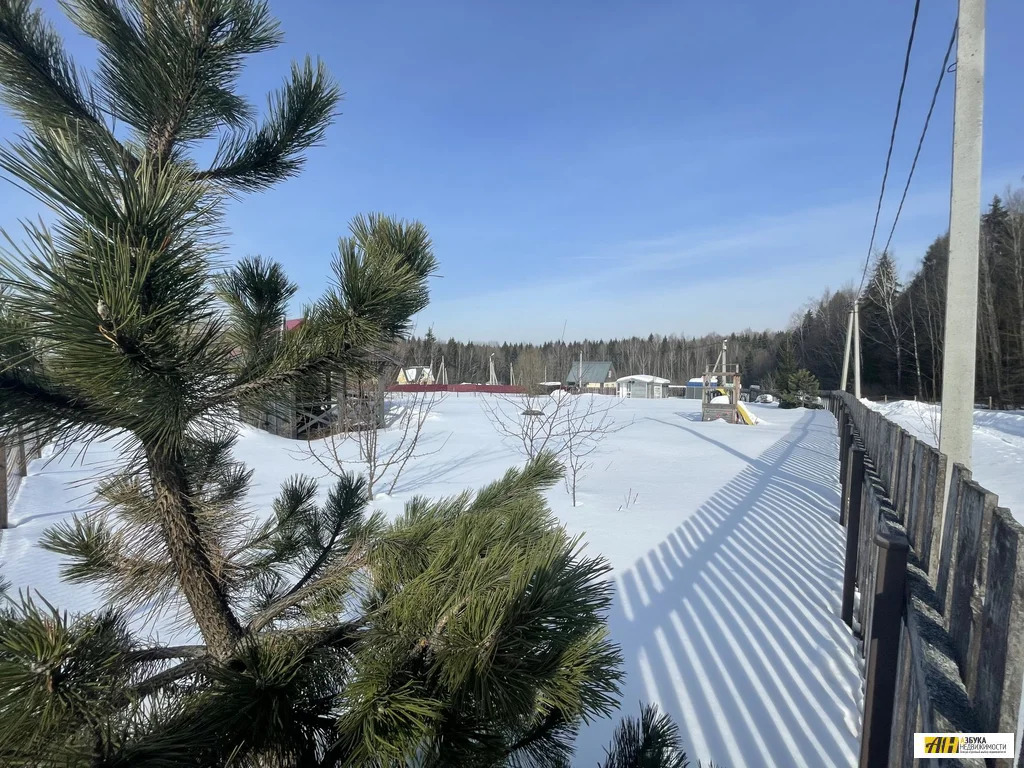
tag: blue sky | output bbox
[1,1,1022,343]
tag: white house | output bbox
[616,374,670,399]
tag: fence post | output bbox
[15,429,28,476]
[0,443,8,529]
[837,409,849,500]
[842,445,867,626]
[859,520,909,768]
[840,421,855,526]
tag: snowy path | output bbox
[0,399,861,767]
[573,410,861,767]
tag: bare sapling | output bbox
[559,393,625,506]
[305,387,449,496]
[482,390,627,505]
[480,392,566,460]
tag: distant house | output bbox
[564,361,617,393]
[396,366,435,385]
[617,374,670,399]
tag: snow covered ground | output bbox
[0,396,862,767]
[867,399,1024,522]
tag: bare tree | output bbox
[1003,189,1024,401]
[482,391,627,506]
[558,394,623,506]
[623,337,652,374]
[513,348,547,394]
[305,388,449,496]
[862,252,907,391]
[480,392,567,460]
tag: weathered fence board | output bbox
[829,391,1023,768]
[936,464,971,612]
[947,483,997,697]
[973,508,1024,737]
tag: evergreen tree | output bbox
[0,2,625,764]
[775,337,798,392]
[423,325,437,372]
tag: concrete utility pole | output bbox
[939,0,985,473]
[840,309,854,392]
[853,304,862,400]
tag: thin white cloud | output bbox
[421,168,1021,343]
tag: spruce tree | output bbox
[774,337,798,393]
[0,2,624,764]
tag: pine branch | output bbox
[246,543,366,633]
[214,255,297,369]
[134,657,208,699]
[125,645,206,663]
[600,703,690,768]
[196,57,339,191]
[504,707,576,768]
[0,0,110,139]
[0,368,111,443]
[64,0,281,154]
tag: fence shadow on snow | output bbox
[597,412,862,768]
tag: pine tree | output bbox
[0,2,624,764]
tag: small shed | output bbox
[616,374,670,399]
[684,377,705,399]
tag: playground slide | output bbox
[736,402,758,425]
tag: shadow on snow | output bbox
[584,412,862,768]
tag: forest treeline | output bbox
[399,186,1024,405]
[396,327,790,392]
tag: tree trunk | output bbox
[147,448,243,659]
[909,297,924,399]
[979,247,1003,404]
[339,370,348,431]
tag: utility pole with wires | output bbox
[939,0,985,473]
[838,303,863,399]
[840,309,854,392]
[853,303,862,400]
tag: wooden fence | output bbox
[828,391,1024,767]
[1,430,42,529]
[245,386,531,439]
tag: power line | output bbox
[857,0,923,299]
[881,20,958,257]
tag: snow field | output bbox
[1,395,862,767]
[866,399,1024,522]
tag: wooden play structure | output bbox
[701,341,757,425]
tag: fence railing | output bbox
[1,430,42,529]
[828,391,1024,767]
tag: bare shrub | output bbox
[305,388,449,496]
[482,391,628,506]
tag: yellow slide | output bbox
[736,402,758,425]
